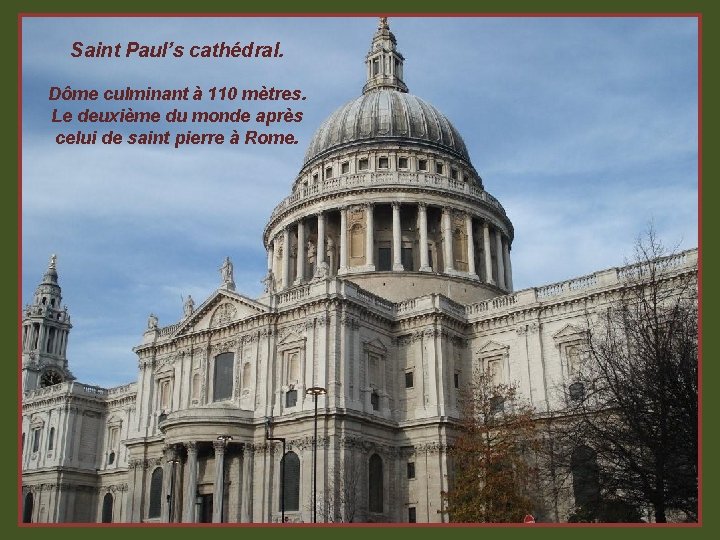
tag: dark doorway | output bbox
[198,494,213,523]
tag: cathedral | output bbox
[20,19,697,524]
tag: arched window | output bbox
[48,427,55,451]
[369,454,383,513]
[242,362,251,389]
[191,373,200,399]
[213,353,234,401]
[148,467,163,518]
[571,445,600,510]
[23,492,33,523]
[282,451,300,512]
[101,492,114,523]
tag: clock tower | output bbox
[21,255,74,393]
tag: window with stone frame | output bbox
[158,378,172,410]
[341,161,350,174]
[107,425,120,465]
[369,454,384,513]
[358,158,369,171]
[148,467,163,518]
[213,352,234,402]
[553,325,590,401]
[47,427,55,451]
[398,156,409,169]
[378,156,389,169]
[405,370,414,388]
[286,350,300,384]
[325,166,333,179]
[191,372,201,400]
[31,427,41,453]
[418,159,427,171]
[435,162,444,175]
[282,451,301,511]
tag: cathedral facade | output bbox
[20,20,697,524]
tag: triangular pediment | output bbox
[552,324,587,343]
[477,340,509,356]
[174,289,268,336]
[363,338,388,354]
[277,331,305,347]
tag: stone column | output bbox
[466,214,477,278]
[212,441,227,523]
[162,446,177,522]
[442,208,453,273]
[182,441,198,523]
[267,241,274,273]
[418,203,431,272]
[295,220,305,284]
[504,240,514,291]
[240,446,254,522]
[495,230,506,289]
[316,212,326,276]
[366,203,375,269]
[392,202,403,271]
[282,227,291,289]
[339,207,348,274]
[482,222,495,285]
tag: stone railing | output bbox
[158,322,181,337]
[107,382,137,396]
[463,248,698,320]
[269,170,507,221]
[24,381,111,401]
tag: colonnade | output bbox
[267,202,513,291]
[22,321,69,357]
[163,440,249,523]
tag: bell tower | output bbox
[21,255,74,393]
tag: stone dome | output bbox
[303,89,470,165]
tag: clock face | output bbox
[40,370,63,387]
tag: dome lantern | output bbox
[362,17,408,94]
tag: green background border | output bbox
[3,0,713,538]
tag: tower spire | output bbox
[363,17,408,94]
[22,254,74,392]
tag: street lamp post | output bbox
[216,435,232,523]
[265,417,287,523]
[305,386,327,523]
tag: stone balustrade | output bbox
[269,170,507,222]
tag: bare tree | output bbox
[442,366,540,522]
[313,458,364,522]
[564,231,698,522]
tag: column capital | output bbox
[391,201,401,210]
[213,440,228,454]
[185,441,198,454]
[417,201,428,210]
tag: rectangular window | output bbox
[408,507,417,523]
[312,173,318,182]
[32,429,41,453]
[358,158,369,171]
[454,372,460,388]
[378,156,389,169]
[398,157,409,169]
[435,162,444,175]
[325,166,333,179]
[341,161,349,174]
[371,391,380,411]
[405,371,414,388]
[401,246,414,271]
[451,168,458,180]
[418,159,427,171]
[372,58,379,76]
[213,352,234,401]
[407,461,416,479]
[378,244,392,271]
[285,389,298,407]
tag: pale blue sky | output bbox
[21,16,698,387]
